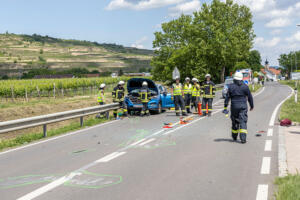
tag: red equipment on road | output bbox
[198,102,202,116]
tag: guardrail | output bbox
[0,103,119,137]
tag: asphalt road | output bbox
[0,82,292,200]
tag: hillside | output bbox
[0,33,153,77]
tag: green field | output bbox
[0,33,153,77]
[280,80,299,122]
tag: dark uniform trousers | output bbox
[141,103,149,115]
[202,98,213,114]
[231,103,248,141]
[174,95,185,114]
[184,94,192,112]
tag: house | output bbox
[84,74,100,78]
[261,59,281,81]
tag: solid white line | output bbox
[95,152,126,163]
[264,140,272,151]
[269,86,294,126]
[0,120,119,156]
[139,138,156,146]
[254,86,265,97]
[17,172,81,200]
[129,138,147,147]
[256,184,268,200]
[267,128,273,137]
[261,157,271,174]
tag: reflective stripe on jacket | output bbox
[183,83,192,94]
[112,86,125,102]
[202,81,216,98]
[97,90,104,103]
[139,87,150,103]
[173,83,182,96]
[192,84,200,97]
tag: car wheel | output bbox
[156,102,162,114]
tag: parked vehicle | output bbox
[125,78,174,115]
[237,69,253,85]
[222,78,234,98]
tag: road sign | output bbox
[291,72,300,80]
[172,67,180,80]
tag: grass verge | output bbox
[275,174,300,200]
[280,80,300,122]
[249,83,262,93]
[0,116,112,151]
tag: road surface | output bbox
[0,82,292,200]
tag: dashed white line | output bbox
[139,138,156,146]
[267,128,273,137]
[17,172,81,200]
[264,140,272,151]
[129,138,147,147]
[256,184,268,200]
[95,152,126,163]
[261,157,271,174]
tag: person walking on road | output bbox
[191,78,201,113]
[201,74,216,117]
[139,81,151,117]
[172,76,187,116]
[96,83,109,119]
[112,81,128,119]
[183,77,192,114]
[223,71,254,144]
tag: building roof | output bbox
[268,67,281,75]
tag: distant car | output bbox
[125,78,174,115]
[222,78,234,98]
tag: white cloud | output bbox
[254,36,280,47]
[131,36,148,49]
[106,0,185,10]
[265,18,291,28]
[286,31,300,43]
[270,29,282,35]
[169,0,201,17]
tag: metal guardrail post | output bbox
[43,124,47,137]
[80,116,84,127]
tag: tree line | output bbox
[278,51,300,78]
[151,0,261,83]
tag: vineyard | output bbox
[0,77,131,101]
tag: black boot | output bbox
[187,108,192,114]
[240,133,247,143]
[176,112,180,116]
[232,133,238,141]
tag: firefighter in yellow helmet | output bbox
[139,81,151,117]
[183,77,192,114]
[172,76,187,116]
[201,74,216,117]
[112,81,128,119]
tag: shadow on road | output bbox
[214,138,242,143]
[289,131,300,135]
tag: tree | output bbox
[119,69,124,76]
[247,50,262,72]
[278,51,300,78]
[151,0,255,83]
[233,61,250,72]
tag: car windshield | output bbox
[243,73,249,78]
[225,79,233,85]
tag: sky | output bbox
[0,0,300,66]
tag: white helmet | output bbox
[119,81,125,85]
[100,83,106,89]
[234,71,243,81]
[185,77,190,81]
[175,76,180,80]
[142,81,148,86]
[205,74,211,78]
[192,78,197,82]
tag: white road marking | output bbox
[264,140,272,151]
[254,86,265,97]
[267,129,273,137]
[269,86,294,126]
[261,157,271,174]
[0,120,119,156]
[139,138,156,146]
[256,184,268,200]
[129,138,147,147]
[17,172,81,200]
[95,152,126,163]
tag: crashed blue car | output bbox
[125,78,174,114]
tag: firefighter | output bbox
[201,74,216,117]
[223,71,254,144]
[96,83,109,119]
[183,77,192,113]
[112,81,128,119]
[171,76,187,116]
[139,81,151,117]
[191,78,201,113]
